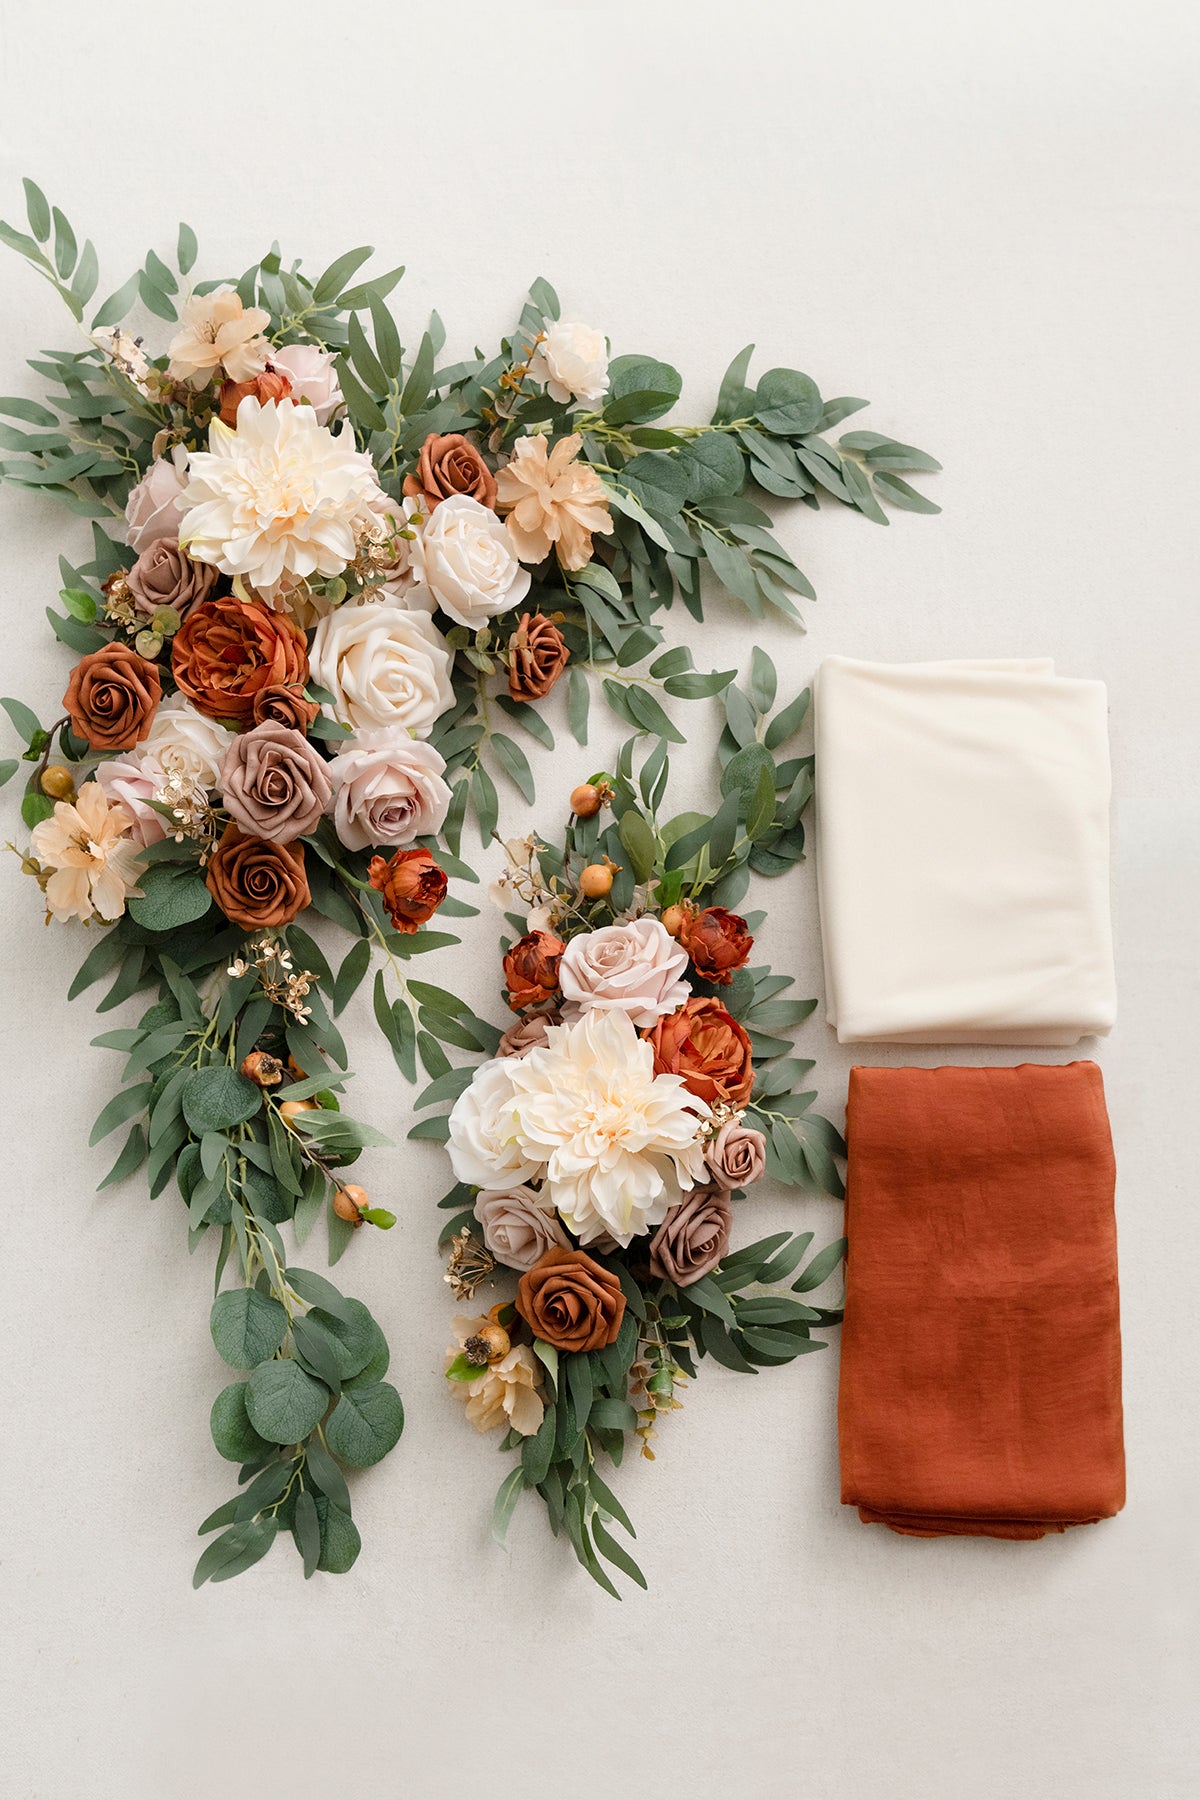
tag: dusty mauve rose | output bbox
[497,1008,562,1058]
[206,824,310,929]
[252,685,320,733]
[474,1185,571,1272]
[516,1246,626,1353]
[646,996,755,1107]
[403,432,498,512]
[508,612,569,702]
[503,930,566,1012]
[558,916,689,1029]
[271,343,344,425]
[329,727,451,852]
[218,722,332,844]
[64,642,161,751]
[218,366,292,427]
[367,846,448,933]
[678,906,754,986]
[172,596,308,723]
[124,451,187,554]
[126,536,219,620]
[705,1120,767,1189]
[649,1187,734,1286]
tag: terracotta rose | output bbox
[126,536,219,620]
[206,824,310,929]
[516,1246,626,1353]
[646,996,754,1107]
[508,612,569,702]
[368,846,447,933]
[172,596,308,723]
[649,1187,734,1287]
[503,930,565,1012]
[403,431,497,512]
[63,642,161,751]
[251,684,321,733]
[678,906,754,986]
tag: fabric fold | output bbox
[815,656,1116,1045]
[837,1062,1125,1539]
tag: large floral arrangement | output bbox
[416,654,846,1593]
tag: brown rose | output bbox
[252,684,321,733]
[172,596,308,723]
[508,612,569,703]
[63,641,161,751]
[649,1187,734,1287]
[126,536,219,620]
[503,930,566,1012]
[515,1246,626,1353]
[705,1121,767,1190]
[646,996,754,1107]
[368,846,448,933]
[218,366,293,427]
[206,824,310,929]
[402,431,498,512]
[497,1008,563,1058]
[218,722,332,843]
[678,906,754,986]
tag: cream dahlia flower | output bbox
[30,780,145,924]
[495,432,613,571]
[503,1009,710,1248]
[177,398,385,593]
[445,1316,545,1437]
[166,285,272,388]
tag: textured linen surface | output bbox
[838,1062,1125,1538]
[814,656,1117,1044]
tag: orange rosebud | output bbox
[367,846,448,933]
[219,366,293,427]
[677,906,754,985]
[503,930,565,1012]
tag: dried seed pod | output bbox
[240,1050,284,1088]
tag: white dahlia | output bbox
[502,1009,710,1248]
[177,397,385,592]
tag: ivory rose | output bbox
[474,1184,571,1272]
[528,321,610,405]
[410,493,531,627]
[329,727,452,851]
[447,1057,543,1191]
[558,917,689,1030]
[141,692,233,790]
[308,601,454,738]
[271,343,345,425]
[124,450,188,554]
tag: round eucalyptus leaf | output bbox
[210,1288,288,1369]
[246,1358,329,1444]
[127,865,213,934]
[182,1067,262,1135]
[754,367,822,436]
[210,1381,275,1463]
[314,1493,361,1574]
[323,1381,405,1468]
[307,1300,379,1382]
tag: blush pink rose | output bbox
[329,727,452,852]
[558,916,690,1030]
[271,344,344,426]
[705,1120,767,1190]
[94,754,169,846]
[124,451,188,554]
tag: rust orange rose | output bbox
[646,996,754,1106]
[402,431,498,512]
[503,929,565,1012]
[508,612,569,703]
[172,596,308,723]
[516,1246,626,1353]
[218,366,292,427]
[63,642,161,751]
[678,906,754,986]
[251,683,320,733]
[368,846,448,933]
[206,824,310,929]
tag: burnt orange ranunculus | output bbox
[678,905,754,986]
[402,432,498,512]
[368,847,448,934]
[508,612,569,703]
[172,595,308,724]
[503,929,565,1012]
[63,641,162,751]
[218,367,293,427]
[516,1246,626,1354]
[206,824,310,929]
[646,996,754,1107]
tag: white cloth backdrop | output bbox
[1,4,1196,1796]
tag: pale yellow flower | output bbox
[30,780,145,924]
[445,1315,545,1437]
[495,432,613,572]
[167,284,272,388]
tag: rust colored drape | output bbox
[838,1063,1125,1538]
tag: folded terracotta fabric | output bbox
[815,656,1117,1045]
[838,1062,1125,1538]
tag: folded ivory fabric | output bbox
[838,1062,1125,1538]
[815,656,1116,1044]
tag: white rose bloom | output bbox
[558,916,690,1029]
[140,693,233,790]
[410,493,530,627]
[447,1058,544,1191]
[365,491,434,609]
[528,321,610,406]
[309,600,455,738]
[503,1009,710,1248]
[329,727,452,851]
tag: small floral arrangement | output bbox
[416,654,846,1594]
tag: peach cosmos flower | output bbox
[445,1315,545,1437]
[166,285,272,388]
[495,432,613,571]
[30,780,145,923]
